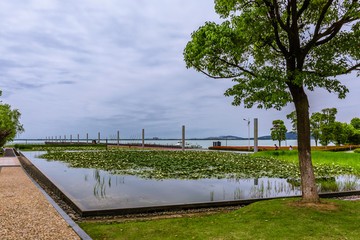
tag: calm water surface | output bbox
[23,151,359,211]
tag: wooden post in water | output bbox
[98,132,100,144]
[182,125,185,151]
[64,135,66,143]
[70,135,72,143]
[86,133,88,144]
[77,134,79,144]
[117,131,119,146]
[254,118,258,153]
[142,129,145,149]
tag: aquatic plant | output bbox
[39,150,356,181]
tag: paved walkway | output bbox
[0,149,83,239]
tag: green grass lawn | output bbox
[79,198,360,240]
[254,150,360,172]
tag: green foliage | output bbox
[320,108,338,125]
[310,112,323,146]
[312,108,360,146]
[351,117,360,129]
[184,1,360,109]
[286,111,297,133]
[331,122,351,146]
[355,148,360,153]
[79,199,360,240]
[0,103,24,147]
[270,120,287,147]
[39,150,355,180]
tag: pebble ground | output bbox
[0,157,81,239]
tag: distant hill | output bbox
[203,135,245,140]
[259,132,298,140]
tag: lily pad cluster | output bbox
[39,150,356,180]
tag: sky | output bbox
[0,0,359,140]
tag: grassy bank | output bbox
[254,150,360,172]
[79,198,360,240]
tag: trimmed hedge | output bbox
[209,145,360,152]
[208,146,297,152]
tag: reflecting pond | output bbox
[23,151,360,211]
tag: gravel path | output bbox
[0,164,81,239]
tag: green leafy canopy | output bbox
[184,0,360,109]
[0,92,24,146]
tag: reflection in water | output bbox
[234,187,243,200]
[250,179,300,199]
[317,175,359,192]
[92,170,127,199]
[93,169,107,199]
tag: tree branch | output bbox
[303,0,360,53]
[297,0,310,19]
[286,0,291,28]
[263,0,289,56]
[303,62,360,77]
[315,17,358,46]
[344,63,360,74]
[273,0,289,31]
[214,56,258,77]
[193,65,244,79]
[314,0,334,37]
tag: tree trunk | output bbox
[289,84,320,203]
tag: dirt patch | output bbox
[286,200,339,211]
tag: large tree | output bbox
[0,95,24,146]
[184,0,360,202]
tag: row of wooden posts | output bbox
[45,125,188,151]
[46,119,259,152]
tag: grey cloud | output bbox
[0,1,357,139]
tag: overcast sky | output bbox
[0,0,359,140]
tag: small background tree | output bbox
[351,118,360,129]
[271,120,287,148]
[310,112,322,147]
[286,111,297,134]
